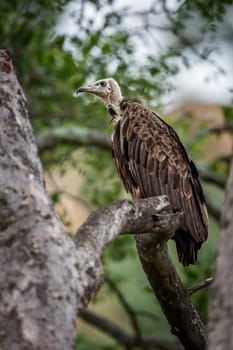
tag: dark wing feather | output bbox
[112,99,208,265]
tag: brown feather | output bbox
[111,98,208,266]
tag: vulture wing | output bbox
[112,99,208,265]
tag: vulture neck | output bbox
[105,95,123,125]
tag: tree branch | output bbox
[188,277,213,295]
[106,277,142,343]
[205,197,221,222]
[37,126,111,153]
[135,309,159,322]
[204,123,233,134]
[135,242,206,350]
[74,196,182,309]
[80,309,183,350]
[198,168,226,189]
[187,123,233,148]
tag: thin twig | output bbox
[188,277,213,295]
[106,277,142,344]
[186,123,233,148]
[198,169,226,189]
[135,309,159,322]
[37,126,111,153]
[46,169,91,210]
[205,197,221,222]
[216,155,232,164]
[80,309,183,350]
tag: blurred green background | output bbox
[1,0,233,348]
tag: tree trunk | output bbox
[0,50,80,350]
[208,155,233,349]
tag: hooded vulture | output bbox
[76,78,208,266]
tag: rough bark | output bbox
[74,196,182,309]
[208,155,233,350]
[0,50,80,350]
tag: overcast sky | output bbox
[117,0,233,106]
[58,0,233,106]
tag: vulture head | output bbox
[75,78,123,119]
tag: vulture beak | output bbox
[73,84,95,97]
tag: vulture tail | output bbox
[173,229,202,266]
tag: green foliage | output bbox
[222,106,233,122]
[81,149,123,206]
[1,0,231,348]
[103,235,136,263]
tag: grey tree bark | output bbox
[208,155,233,350]
[0,49,80,350]
[0,49,206,350]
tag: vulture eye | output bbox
[99,81,107,87]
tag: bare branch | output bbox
[135,242,206,350]
[202,123,233,135]
[216,154,232,164]
[205,197,221,222]
[188,277,213,295]
[198,168,226,189]
[106,277,142,342]
[75,196,181,251]
[46,169,91,210]
[134,309,159,322]
[74,196,182,309]
[80,309,183,350]
[187,123,233,148]
[36,126,111,153]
